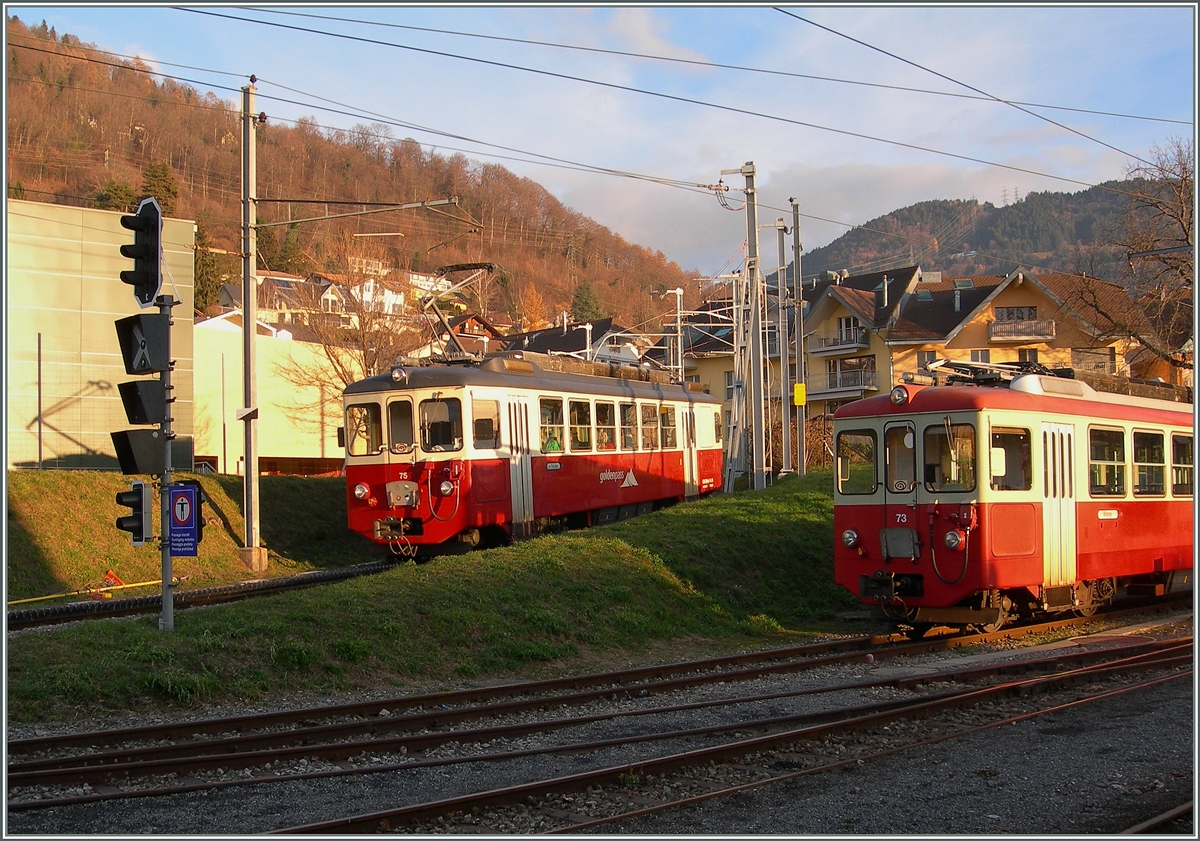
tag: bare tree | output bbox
[273,231,424,424]
[1115,138,1193,374]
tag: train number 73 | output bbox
[895,513,908,524]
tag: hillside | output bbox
[4,16,697,329]
[800,186,1134,283]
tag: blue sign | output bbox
[168,484,198,557]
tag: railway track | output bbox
[8,608,1190,830]
[5,558,402,630]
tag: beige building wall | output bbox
[6,199,194,470]
[192,321,343,474]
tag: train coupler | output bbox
[860,569,924,601]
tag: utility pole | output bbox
[791,198,806,477]
[240,81,266,572]
[669,287,684,383]
[723,162,767,491]
[775,219,791,475]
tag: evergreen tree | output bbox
[140,161,178,215]
[274,224,310,276]
[94,179,136,211]
[570,281,606,322]
[193,223,222,314]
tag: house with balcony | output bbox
[801,266,1152,419]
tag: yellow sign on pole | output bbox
[793,383,807,406]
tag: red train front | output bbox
[832,367,1193,634]
[340,354,724,556]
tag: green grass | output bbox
[6,469,862,723]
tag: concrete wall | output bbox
[6,199,194,470]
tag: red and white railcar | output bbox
[340,354,724,555]
[832,363,1194,633]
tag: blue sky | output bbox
[6,4,1195,277]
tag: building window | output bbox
[725,370,735,401]
[837,316,860,343]
[1018,348,1039,364]
[970,349,991,363]
[917,351,937,372]
[996,306,1037,321]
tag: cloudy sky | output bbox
[8,4,1195,277]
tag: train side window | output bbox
[1088,428,1125,496]
[836,429,877,494]
[471,399,500,449]
[714,410,723,443]
[569,400,592,452]
[420,398,463,452]
[539,398,564,452]
[641,403,660,450]
[619,402,638,450]
[388,400,415,453]
[345,403,383,456]
[660,405,677,449]
[923,422,976,492]
[1172,434,1193,496]
[1133,431,1165,496]
[596,402,617,450]
[989,427,1031,491]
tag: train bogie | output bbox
[833,367,1193,632]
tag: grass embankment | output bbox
[6,470,858,723]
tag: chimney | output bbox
[954,289,962,312]
[881,275,889,308]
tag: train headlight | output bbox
[890,386,909,406]
[439,480,455,496]
[944,530,965,550]
[841,529,859,548]
[353,483,371,500]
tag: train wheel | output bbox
[974,591,1011,633]
[1075,580,1099,617]
[904,623,935,639]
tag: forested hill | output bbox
[4,16,695,329]
[800,184,1135,283]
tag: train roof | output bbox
[344,355,721,405]
[834,373,1195,428]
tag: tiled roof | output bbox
[886,276,1005,341]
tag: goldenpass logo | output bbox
[599,469,639,488]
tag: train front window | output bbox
[885,426,916,493]
[419,397,463,452]
[1172,434,1193,496]
[989,427,1031,491]
[1088,428,1125,496]
[345,403,383,456]
[836,430,877,495]
[569,400,592,452]
[923,421,976,492]
[1133,431,1165,496]
[388,400,414,453]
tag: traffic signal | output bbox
[115,480,152,546]
[111,429,166,475]
[119,197,163,307]
[114,313,170,376]
[112,311,170,474]
[175,478,207,543]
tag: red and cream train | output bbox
[340,354,724,555]
[832,362,1194,633]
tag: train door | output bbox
[507,396,534,538]
[1041,422,1077,586]
[682,406,699,499]
[882,421,919,559]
